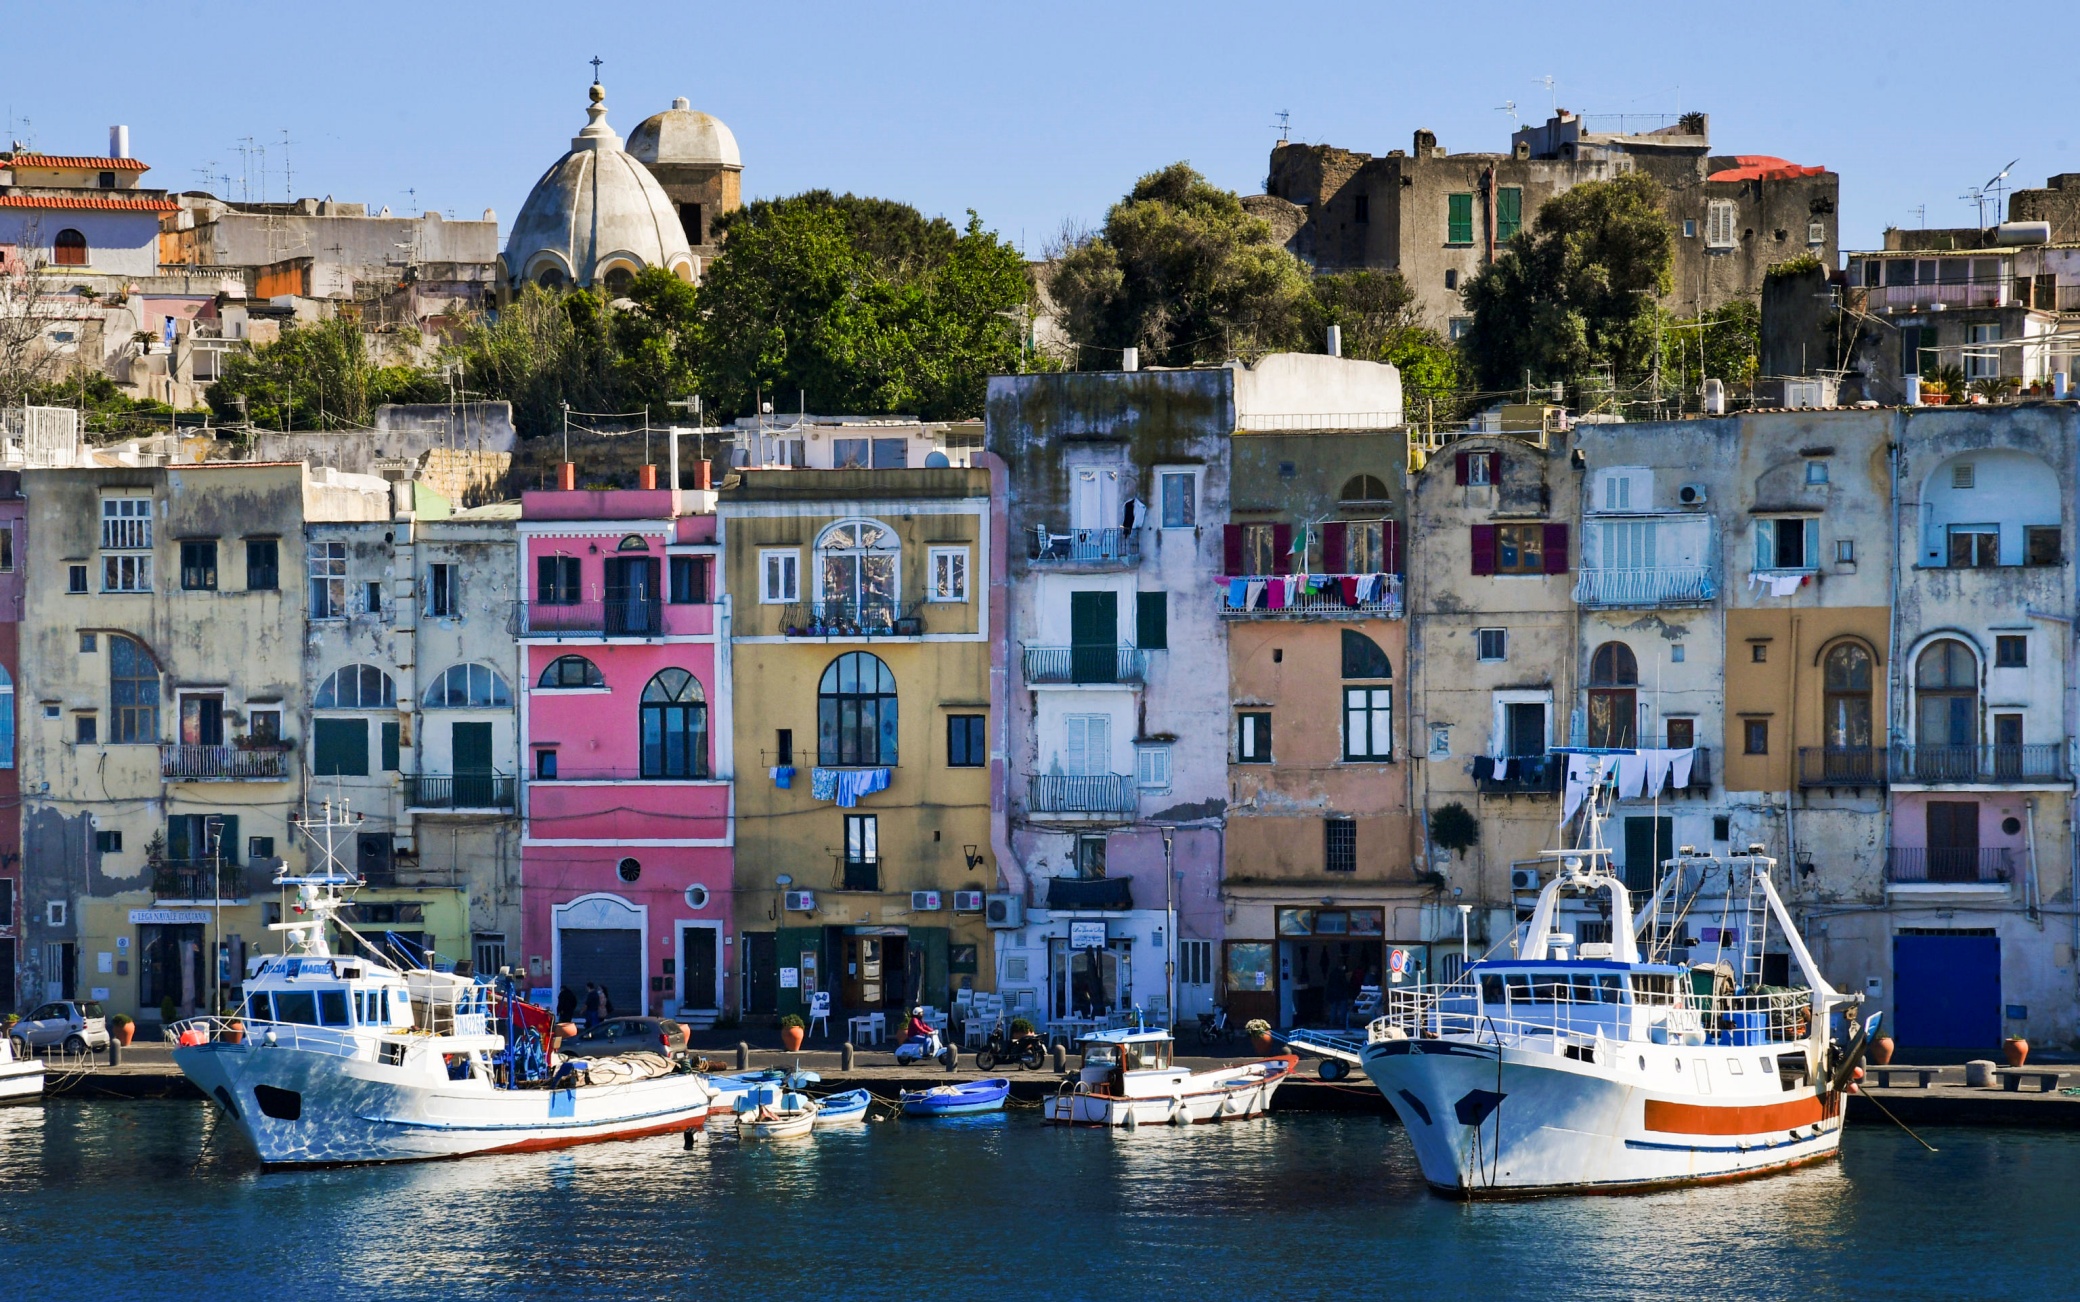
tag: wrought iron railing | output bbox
[1572,565,1715,608]
[520,596,663,637]
[1475,754,1563,795]
[1886,847,2013,885]
[159,744,292,781]
[1218,574,1403,618]
[1021,645,1149,684]
[777,598,925,637]
[150,860,246,901]
[1889,744,2069,784]
[1029,526,1142,565]
[1027,773,1137,815]
[404,774,517,810]
[1797,746,1887,787]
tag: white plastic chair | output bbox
[807,991,831,1038]
[963,1013,992,1049]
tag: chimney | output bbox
[1121,347,1139,372]
[639,464,658,490]
[110,125,130,160]
[692,459,713,490]
[557,462,576,491]
[1325,324,1342,358]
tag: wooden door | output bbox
[1927,802,1980,883]
[452,722,493,807]
[841,936,883,1011]
[1070,591,1117,683]
[681,927,718,1012]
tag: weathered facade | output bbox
[0,474,21,1010]
[1845,237,2080,403]
[721,464,993,1024]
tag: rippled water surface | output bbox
[0,1101,2066,1299]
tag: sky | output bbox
[9,1,2075,269]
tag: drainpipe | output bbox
[1482,166,1498,265]
[1884,429,1903,915]
[980,448,1025,902]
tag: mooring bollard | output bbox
[736,1041,750,1071]
[944,1047,959,1073]
[1053,1044,1068,1073]
[841,1041,855,1071]
[108,1041,122,1068]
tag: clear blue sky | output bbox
[11,1,2074,275]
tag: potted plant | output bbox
[110,1013,136,1046]
[159,996,178,1026]
[1010,1017,1035,1038]
[1245,1018,1274,1055]
[1918,379,1949,406]
[2005,1035,2030,1067]
[1868,1030,1895,1066]
[222,1014,245,1045]
[779,1012,806,1052]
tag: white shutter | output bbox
[1754,519,1775,570]
[1803,520,1820,569]
[1073,470,1099,529]
[1066,717,1089,775]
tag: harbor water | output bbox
[0,1101,2066,1299]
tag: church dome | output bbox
[504,83,694,291]
[628,98,742,170]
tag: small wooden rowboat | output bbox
[812,1088,872,1126]
[900,1077,1010,1117]
[735,1090,817,1140]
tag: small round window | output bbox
[684,884,710,910]
[617,857,641,883]
[2002,816,2023,835]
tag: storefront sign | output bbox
[779,967,800,989]
[1068,922,1108,949]
[129,909,209,925]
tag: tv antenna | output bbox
[1534,75,1557,118]
[1270,110,1290,143]
[1982,158,2020,225]
[1911,204,1926,228]
[1496,99,1519,130]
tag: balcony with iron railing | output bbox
[1028,525,1142,567]
[1021,645,1149,685]
[150,859,247,903]
[520,596,663,638]
[1218,574,1403,619]
[777,598,926,638]
[1477,748,1714,797]
[159,743,292,782]
[1888,744,2069,785]
[1886,847,2013,885]
[404,774,517,811]
[1027,773,1138,817]
[1572,565,1716,609]
[1798,747,1888,788]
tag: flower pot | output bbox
[2005,1037,2029,1067]
[1250,1033,1275,1056]
[1869,1035,1894,1066]
[780,1025,806,1052]
[221,1020,243,1046]
[113,1021,136,1046]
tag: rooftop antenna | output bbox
[1959,185,1989,229]
[1496,99,1519,130]
[1983,158,2020,225]
[1270,110,1291,143]
[1911,204,1927,228]
[1534,75,1557,119]
[279,128,294,202]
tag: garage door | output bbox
[560,928,643,1018]
[1893,930,1999,1051]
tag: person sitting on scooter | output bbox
[905,1006,936,1047]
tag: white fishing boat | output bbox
[0,1035,42,1104]
[170,803,715,1166]
[1357,766,1871,1197]
[1043,1028,1296,1127]
[735,1089,818,1140]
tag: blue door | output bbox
[1892,933,2000,1050]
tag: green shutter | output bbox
[1136,591,1168,650]
[313,718,369,776]
[1496,187,1522,242]
[1447,193,1474,245]
[381,721,400,773]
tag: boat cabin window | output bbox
[271,991,319,1025]
[317,990,351,1027]
[1082,1043,1120,1068]
[1629,974,1683,1007]
[1120,1041,1171,1071]
[1506,974,1533,1003]
[1480,975,1504,1005]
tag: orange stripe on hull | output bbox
[1644,1093,1832,1136]
[479,1112,707,1156]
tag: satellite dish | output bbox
[924,450,950,468]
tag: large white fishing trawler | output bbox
[170,803,714,1165]
[1358,765,1874,1197]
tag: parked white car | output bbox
[11,1001,110,1055]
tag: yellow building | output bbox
[720,460,995,1023]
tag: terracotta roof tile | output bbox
[2,154,150,171]
[0,194,178,212]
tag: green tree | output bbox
[1049,163,1312,366]
[697,193,1032,420]
[1460,173,1675,399]
[1305,269,1466,416]
[1658,297,1760,391]
[207,317,443,430]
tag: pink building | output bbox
[518,486,732,1025]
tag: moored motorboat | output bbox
[1356,765,1870,1198]
[0,1035,43,1105]
[812,1088,872,1125]
[1043,1028,1295,1127]
[900,1077,1009,1116]
[735,1090,817,1140]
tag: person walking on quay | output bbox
[1326,963,1351,1028]
[557,986,577,1024]
[581,982,603,1029]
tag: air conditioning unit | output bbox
[1510,868,1540,893]
[783,890,816,913]
[952,890,985,912]
[984,893,1024,929]
[1678,483,1708,506]
[911,890,943,912]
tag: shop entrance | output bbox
[1275,907,1385,1028]
[839,931,911,1014]
[139,923,207,1020]
[1048,937,1131,1018]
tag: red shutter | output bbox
[1542,523,1570,574]
[1484,452,1501,483]
[1321,522,1348,572]
[1454,452,1470,485]
[1471,525,1497,576]
[1272,524,1294,575]
[1222,524,1243,575]
[1384,520,1403,575]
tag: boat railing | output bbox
[164,1015,367,1059]
[1371,983,1816,1050]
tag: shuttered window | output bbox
[1496,187,1523,242]
[1136,591,1168,650]
[313,718,369,776]
[1447,193,1474,246]
[1064,714,1111,776]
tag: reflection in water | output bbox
[0,1102,2072,1300]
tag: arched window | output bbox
[54,229,87,266]
[1915,640,1978,779]
[1340,474,1391,503]
[1587,642,1637,749]
[1818,642,1877,783]
[816,519,898,627]
[819,651,897,766]
[110,635,160,743]
[538,655,605,689]
[535,266,567,290]
[422,663,513,709]
[315,664,396,709]
[602,265,635,295]
[0,663,15,768]
[640,669,707,778]
[1342,631,1392,761]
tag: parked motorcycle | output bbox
[974,1021,1047,1072]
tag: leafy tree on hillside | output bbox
[1305,269,1465,417]
[1459,173,1674,399]
[1048,163,1312,366]
[207,317,443,429]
